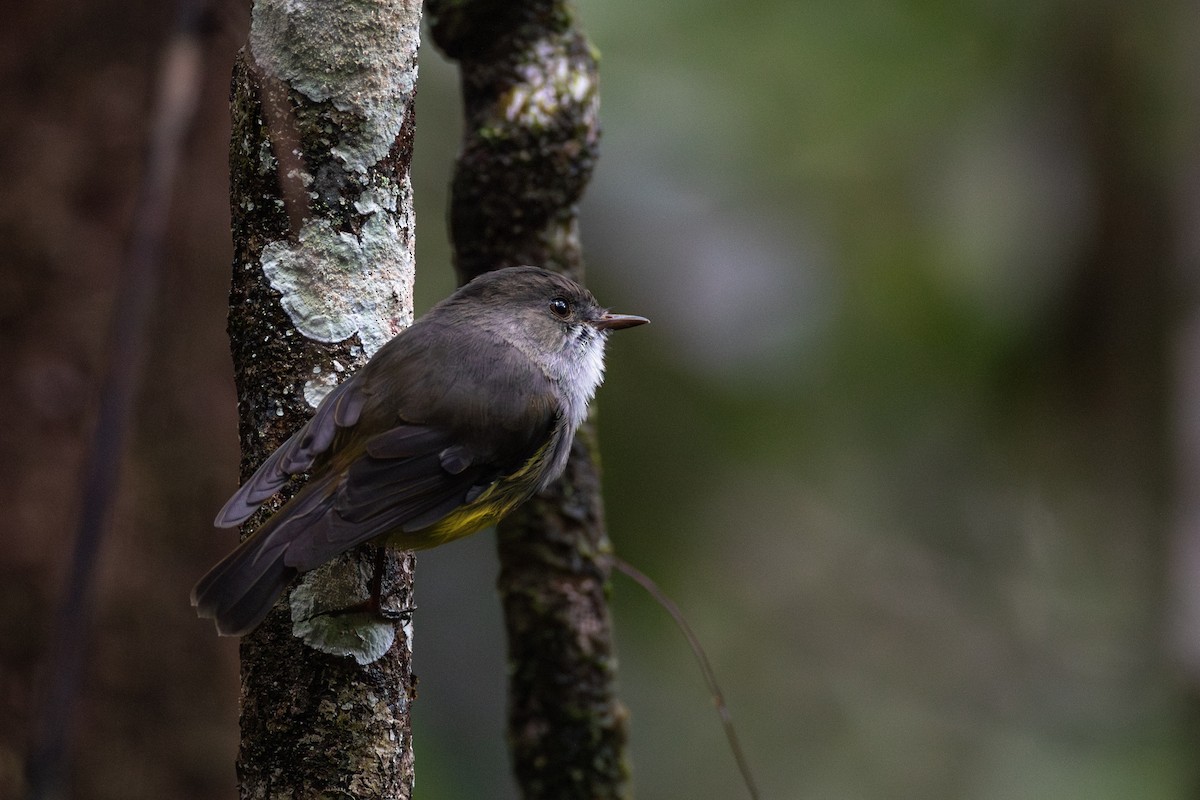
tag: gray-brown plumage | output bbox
[192,266,647,636]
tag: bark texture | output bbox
[225,1,421,797]
[427,3,631,798]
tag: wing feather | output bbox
[282,428,498,570]
[213,374,366,528]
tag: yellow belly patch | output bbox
[382,440,551,550]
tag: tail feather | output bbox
[195,474,342,635]
[192,528,298,637]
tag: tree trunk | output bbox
[428,2,631,798]
[225,1,421,796]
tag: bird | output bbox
[192,266,648,636]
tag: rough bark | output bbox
[225,1,421,797]
[427,3,631,798]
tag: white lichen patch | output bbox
[260,182,415,361]
[250,0,420,173]
[501,38,597,129]
[290,558,396,665]
[304,370,339,408]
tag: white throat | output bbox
[551,326,607,430]
[508,324,608,431]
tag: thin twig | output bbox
[612,556,762,800]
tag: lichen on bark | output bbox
[224,0,421,796]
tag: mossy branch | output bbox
[428,2,631,798]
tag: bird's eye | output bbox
[549,297,571,318]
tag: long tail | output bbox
[191,525,298,636]
[195,467,345,636]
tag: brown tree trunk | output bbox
[428,2,631,798]
[225,1,421,796]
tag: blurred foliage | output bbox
[2,0,1198,798]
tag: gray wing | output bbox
[213,373,367,528]
[278,425,508,570]
[232,372,562,576]
[191,419,534,636]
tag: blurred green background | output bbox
[2,1,1198,798]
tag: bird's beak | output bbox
[592,312,650,331]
